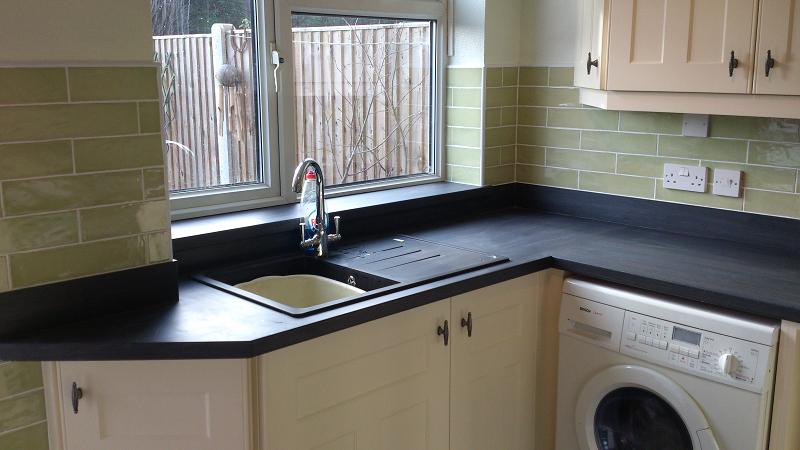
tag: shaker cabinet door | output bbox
[754,0,800,95]
[574,0,610,89]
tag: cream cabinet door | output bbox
[56,359,255,450]
[754,0,800,95]
[574,0,610,89]
[449,274,541,450]
[606,0,757,93]
[769,320,800,450]
[259,300,451,450]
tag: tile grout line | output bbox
[0,419,47,438]
[0,386,44,403]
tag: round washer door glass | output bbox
[594,387,693,450]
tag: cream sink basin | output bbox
[235,274,365,309]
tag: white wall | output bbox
[0,0,153,64]
[519,0,578,66]
[484,0,522,66]
[449,0,486,66]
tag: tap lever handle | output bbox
[333,216,341,235]
[299,222,306,244]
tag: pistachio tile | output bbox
[0,421,49,450]
[0,212,78,253]
[0,68,67,105]
[546,148,616,172]
[518,87,579,107]
[502,67,518,86]
[500,145,516,165]
[517,145,546,165]
[446,165,481,185]
[484,108,502,128]
[0,257,8,293]
[517,107,547,126]
[518,67,549,86]
[0,141,73,180]
[501,107,517,126]
[548,67,574,87]
[485,87,517,107]
[484,126,515,147]
[656,185,743,210]
[548,108,619,130]
[0,362,43,398]
[709,116,800,142]
[148,231,173,263]
[447,88,482,108]
[0,390,46,433]
[619,111,683,134]
[0,103,139,142]
[143,168,167,199]
[138,101,162,133]
[748,141,800,168]
[659,136,747,162]
[703,161,797,192]
[744,189,800,218]
[80,201,169,241]
[518,126,580,148]
[10,236,146,288]
[484,147,502,167]
[485,164,515,185]
[617,155,699,178]
[446,127,481,148]
[447,108,482,127]
[447,68,483,88]
[74,134,164,172]
[516,164,578,188]
[485,68,502,88]
[581,131,657,155]
[579,172,655,198]
[446,147,481,167]
[3,171,143,216]
[68,67,159,101]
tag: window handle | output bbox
[271,45,285,93]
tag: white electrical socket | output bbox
[663,164,708,193]
[712,168,743,197]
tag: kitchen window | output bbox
[152,0,445,219]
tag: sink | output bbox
[235,274,364,309]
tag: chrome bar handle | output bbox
[329,216,342,243]
[299,222,306,245]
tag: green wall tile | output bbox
[619,111,683,134]
[581,131,657,155]
[446,127,481,148]
[3,171,143,216]
[0,257,8,292]
[0,212,78,253]
[516,164,578,188]
[744,189,800,218]
[659,136,747,162]
[547,148,615,172]
[502,67,518,86]
[447,165,480,185]
[447,88,482,108]
[485,87,517,107]
[143,168,167,199]
[548,67,574,87]
[74,134,164,172]
[138,101,162,133]
[0,390,46,433]
[147,231,173,263]
[748,141,800,168]
[485,164,515,185]
[517,145,546,165]
[518,107,547,126]
[500,145,516,165]
[446,147,481,166]
[0,363,43,399]
[518,87,579,107]
[0,103,139,142]
[0,141,73,180]
[617,155,699,178]
[447,108,482,127]
[447,68,482,88]
[704,161,797,192]
[709,116,800,142]
[501,107,517,126]
[656,185,743,210]
[68,67,159,101]
[548,108,619,130]
[518,67,548,86]
[518,126,580,148]
[0,68,67,105]
[0,422,49,450]
[485,68,502,88]
[10,236,146,288]
[484,108,502,128]
[485,146,515,167]
[80,200,169,241]
[579,172,655,198]
[485,126,515,147]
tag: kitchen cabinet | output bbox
[48,359,256,450]
[769,320,800,450]
[573,0,609,90]
[754,0,800,95]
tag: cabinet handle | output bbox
[437,320,449,346]
[461,312,473,337]
[765,50,776,77]
[728,51,739,77]
[586,52,599,75]
[71,382,83,414]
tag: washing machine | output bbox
[555,277,779,450]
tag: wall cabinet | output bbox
[754,0,800,95]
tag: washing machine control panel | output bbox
[621,312,771,392]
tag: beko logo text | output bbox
[579,307,591,313]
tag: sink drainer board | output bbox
[194,235,508,317]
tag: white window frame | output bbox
[171,0,446,219]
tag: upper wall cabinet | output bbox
[754,0,800,95]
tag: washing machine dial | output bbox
[718,353,739,376]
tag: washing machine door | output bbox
[575,365,720,450]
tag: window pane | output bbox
[292,14,434,187]
[151,0,261,193]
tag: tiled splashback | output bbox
[0,66,172,293]
[0,361,47,448]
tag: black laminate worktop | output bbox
[1,186,799,360]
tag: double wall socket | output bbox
[663,164,707,193]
